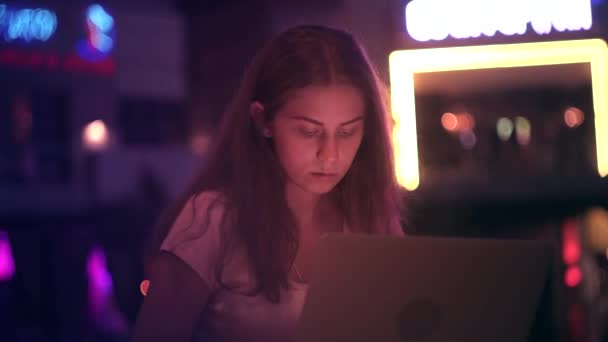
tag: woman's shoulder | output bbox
[184,190,229,222]
[190,190,228,211]
[161,190,229,251]
[160,190,231,288]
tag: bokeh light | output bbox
[565,266,583,288]
[441,112,458,132]
[459,130,477,149]
[83,119,109,151]
[564,107,585,128]
[515,116,531,145]
[496,117,514,141]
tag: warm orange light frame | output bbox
[389,39,608,190]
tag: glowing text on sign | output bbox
[0,4,57,42]
[77,4,114,62]
[405,0,593,42]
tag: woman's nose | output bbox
[317,136,339,163]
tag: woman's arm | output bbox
[131,251,212,342]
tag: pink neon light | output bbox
[86,246,113,316]
[565,266,583,287]
[562,218,581,265]
[0,231,15,281]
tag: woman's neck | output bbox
[285,182,333,230]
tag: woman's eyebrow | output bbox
[339,115,364,126]
[287,115,364,126]
[288,115,323,126]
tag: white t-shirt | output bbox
[161,191,403,342]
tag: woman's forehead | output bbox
[277,84,365,123]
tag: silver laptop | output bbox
[296,234,553,342]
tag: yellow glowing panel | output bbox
[389,39,608,191]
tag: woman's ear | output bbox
[250,101,272,137]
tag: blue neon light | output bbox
[77,4,114,62]
[0,4,57,42]
[87,4,114,53]
[87,4,113,32]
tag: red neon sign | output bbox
[0,48,114,76]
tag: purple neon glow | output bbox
[86,246,114,315]
[86,246,128,334]
[0,231,15,281]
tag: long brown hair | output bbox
[147,25,402,302]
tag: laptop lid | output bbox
[296,234,553,342]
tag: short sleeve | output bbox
[160,191,226,291]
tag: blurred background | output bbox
[0,0,607,341]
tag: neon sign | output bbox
[405,0,593,42]
[0,49,115,76]
[77,4,114,62]
[0,4,57,42]
[0,3,115,76]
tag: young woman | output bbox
[132,25,404,341]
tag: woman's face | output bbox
[268,84,365,195]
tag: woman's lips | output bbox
[311,172,338,178]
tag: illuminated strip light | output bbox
[0,4,57,42]
[389,39,608,191]
[405,0,593,42]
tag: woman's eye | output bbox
[337,128,356,137]
[298,127,321,137]
[338,126,359,138]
